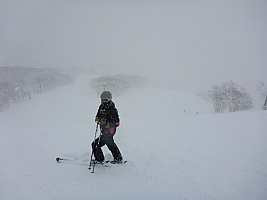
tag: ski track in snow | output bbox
[1,74,267,200]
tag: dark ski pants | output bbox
[91,130,122,162]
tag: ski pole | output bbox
[91,130,103,173]
[89,123,99,170]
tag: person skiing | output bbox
[91,91,123,163]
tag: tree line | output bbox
[0,66,75,111]
[89,75,147,96]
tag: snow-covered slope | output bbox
[1,75,266,200]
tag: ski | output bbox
[56,157,90,166]
[88,161,108,171]
[56,157,70,163]
[57,157,127,164]
[88,160,128,173]
[56,157,128,174]
[93,160,127,164]
[56,157,86,163]
[88,160,127,168]
[108,160,127,164]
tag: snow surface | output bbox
[1,75,267,200]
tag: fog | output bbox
[1,0,266,91]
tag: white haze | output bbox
[1,74,267,200]
[1,0,267,91]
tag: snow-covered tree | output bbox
[209,81,253,113]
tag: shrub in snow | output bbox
[209,81,253,113]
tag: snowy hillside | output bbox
[0,75,266,200]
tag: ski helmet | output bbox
[100,91,112,100]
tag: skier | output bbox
[92,91,123,163]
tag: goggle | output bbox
[101,99,109,103]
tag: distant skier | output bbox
[92,91,123,163]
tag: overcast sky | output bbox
[1,0,266,91]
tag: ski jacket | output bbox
[95,100,120,134]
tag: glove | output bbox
[109,122,119,134]
[95,117,100,123]
[109,127,115,134]
[99,119,107,127]
[95,117,107,126]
